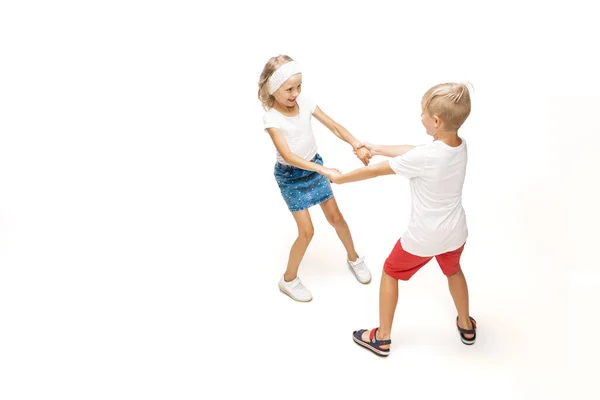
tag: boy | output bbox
[324,82,477,357]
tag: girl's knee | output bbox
[299,227,314,241]
[327,212,345,227]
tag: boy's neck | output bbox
[433,129,461,147]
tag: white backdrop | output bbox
[1,1,598,399]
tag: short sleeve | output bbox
[263,112,280,130]
[388,146,427,178]
[299,95,317,114]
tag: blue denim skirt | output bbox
[274,153,334,212]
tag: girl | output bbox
[258,55,371,302]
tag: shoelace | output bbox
[352,257,365,272]
[291,279,306,292]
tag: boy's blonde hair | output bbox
[422,82,472,130]
[258,54,294,110]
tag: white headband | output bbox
[268,61,302,94]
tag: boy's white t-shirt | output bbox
[263,95,318,165]
[389,139,468,257]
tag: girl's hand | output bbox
[321,167,343,183]
[354,146,373,166]
[355,142,374,151]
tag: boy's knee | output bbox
[446,267,463,278]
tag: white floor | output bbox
[1,1,598,399]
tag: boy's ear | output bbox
[433,115,442,127]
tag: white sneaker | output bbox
[278,276,313,302]
[348,256,371,284]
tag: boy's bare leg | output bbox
[361,271,398,349]
[447,268,474,338]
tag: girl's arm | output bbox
[312,106,371,165]
[266,127,335,174]
[312,106,360,148]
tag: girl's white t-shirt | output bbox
[263,95,318,165]
[389,139,469,257]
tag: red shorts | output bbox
[383,240,465,280]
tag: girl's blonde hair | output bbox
[422,82,473,130]
[258,54,294,110]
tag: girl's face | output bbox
[273,73,302,108]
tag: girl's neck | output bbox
[273,102,298,115]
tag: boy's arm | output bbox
[366,144,416,158]
[332,160,395,184]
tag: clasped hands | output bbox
[321,142,373,184]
